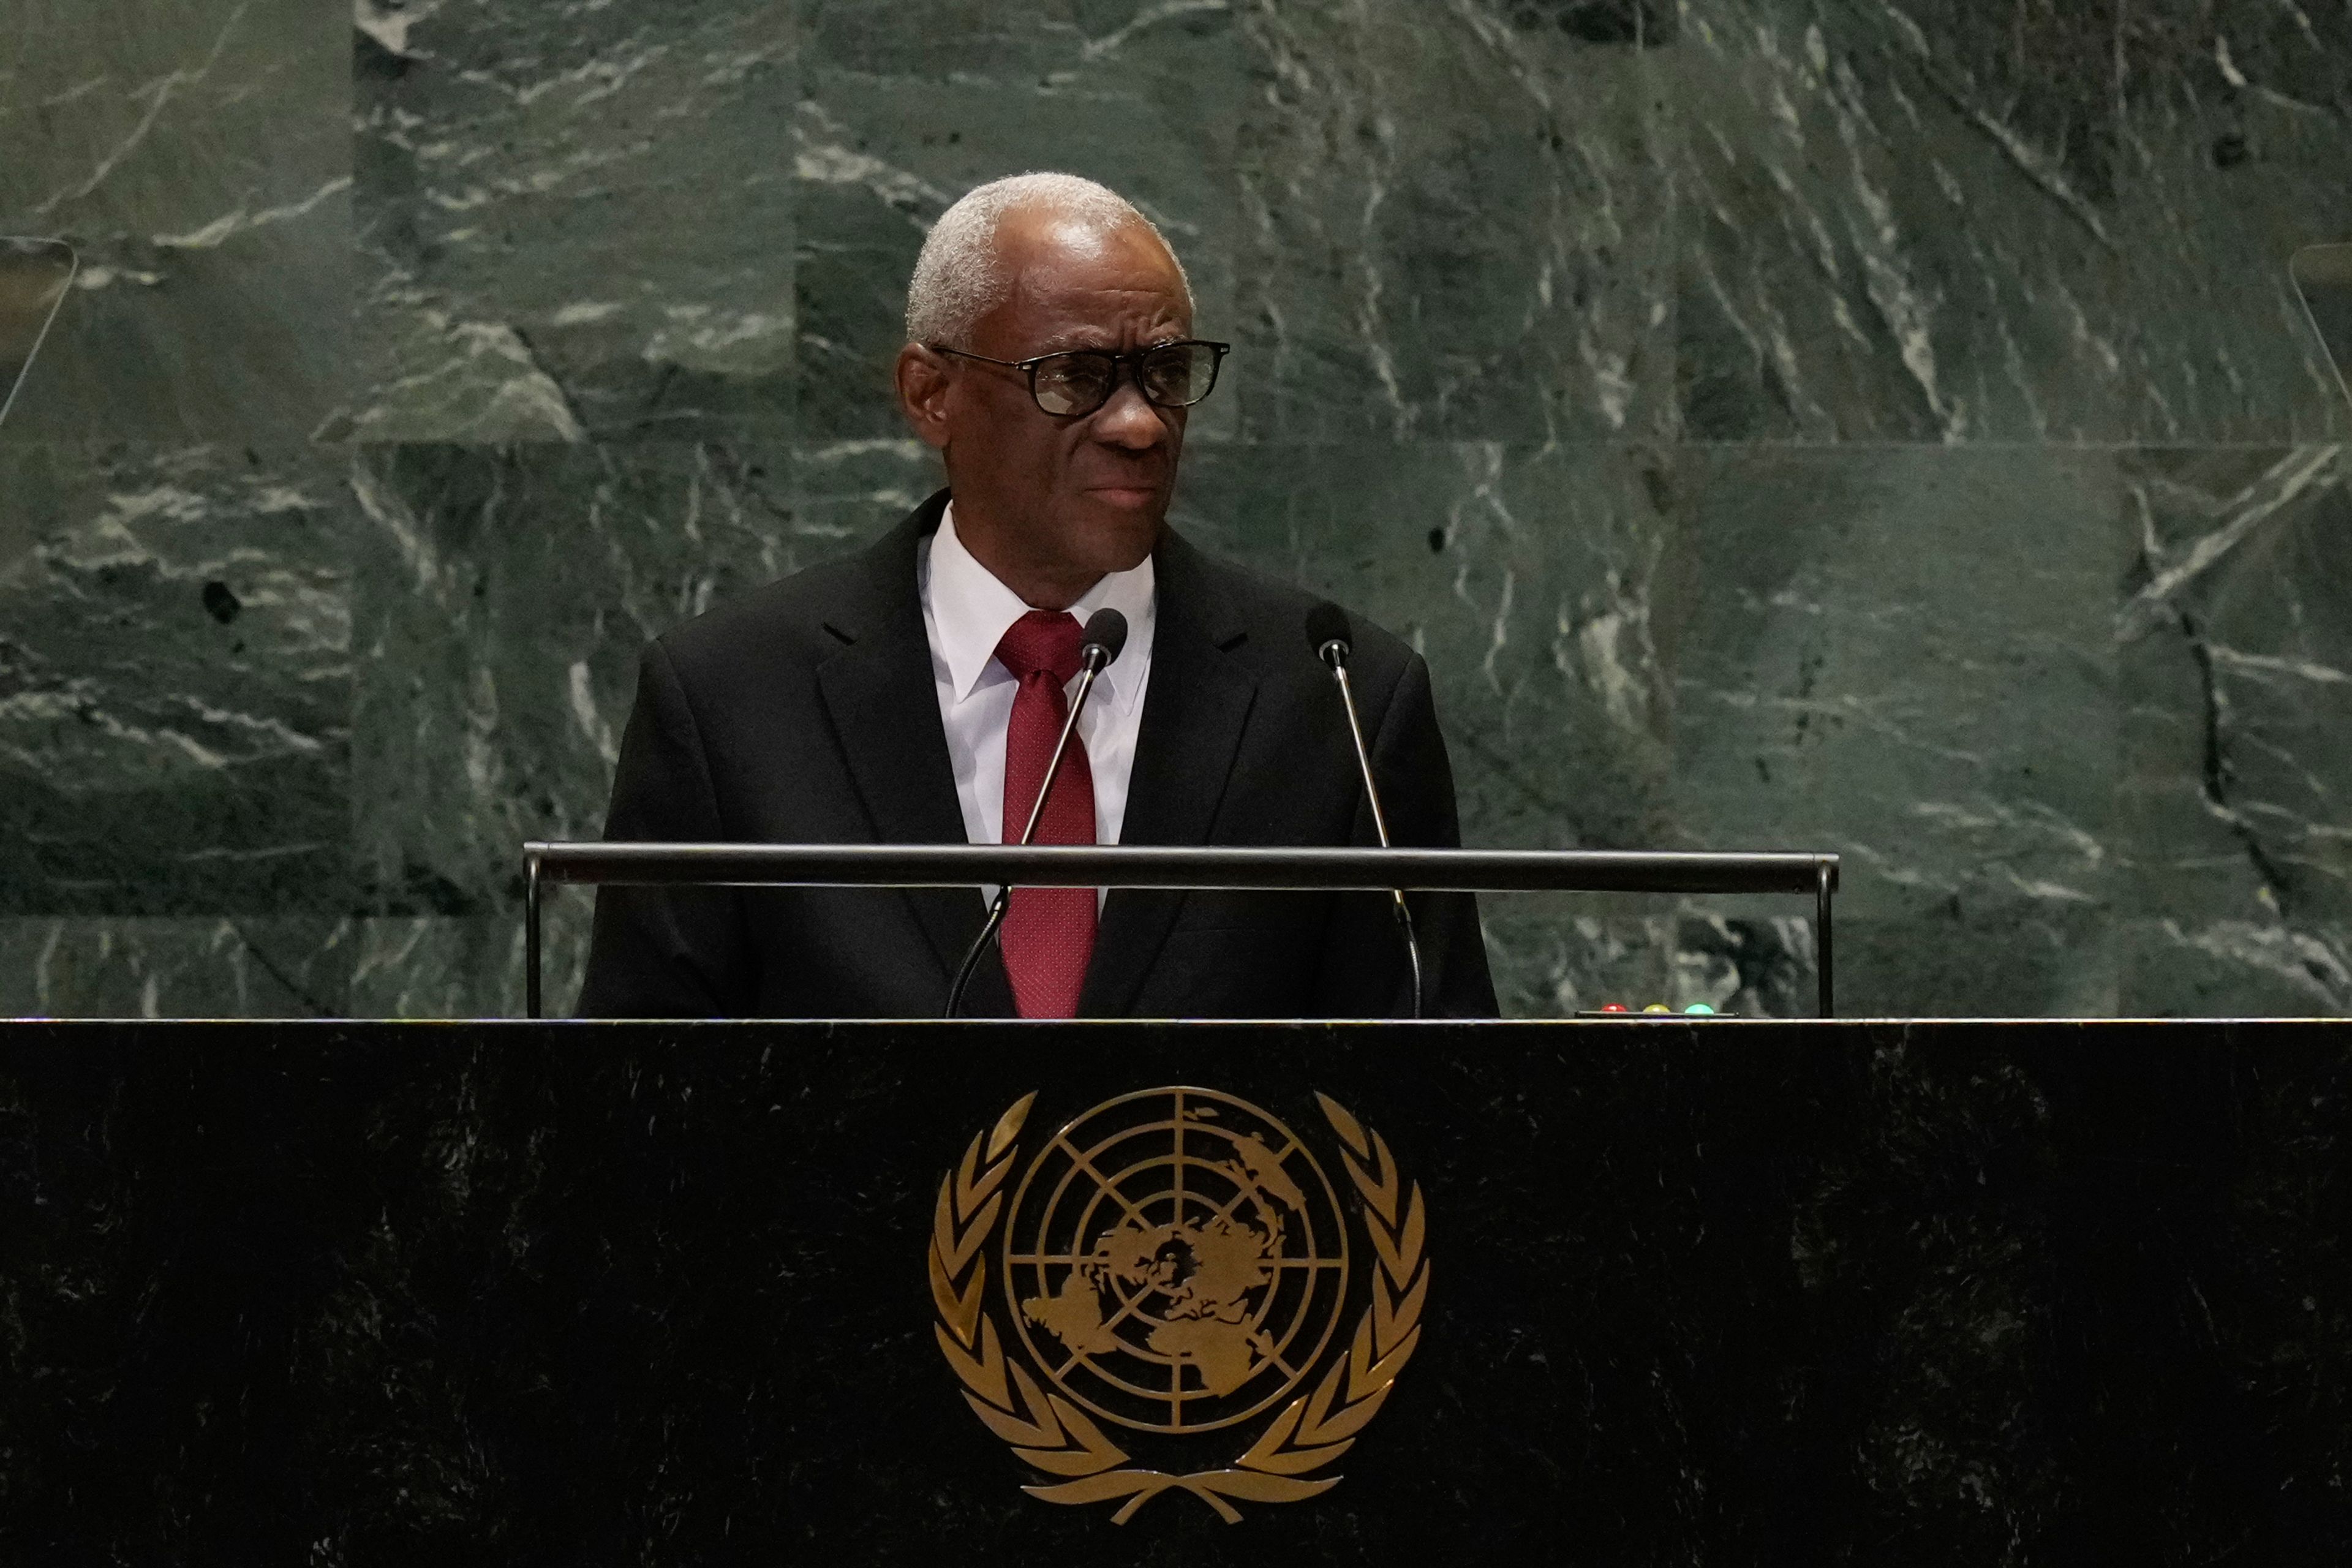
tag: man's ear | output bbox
[895,344,952,451]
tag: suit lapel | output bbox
[815,493,1014,1016]
[1078,529,1258,1017]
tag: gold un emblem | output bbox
[927,1086,1430,1523]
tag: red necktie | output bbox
[994,610,1098,1017]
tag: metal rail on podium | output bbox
[521,843,1842,1021]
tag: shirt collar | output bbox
[925,502,1156,716]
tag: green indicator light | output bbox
[1683,1003,1716,1016]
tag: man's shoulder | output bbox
[1165,533,1420,685]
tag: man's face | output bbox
[898,211,1194,603]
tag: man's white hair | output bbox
[904,172,1191,347]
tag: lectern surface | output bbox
[1,1018,2346,1562]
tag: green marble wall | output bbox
[2,0,2347,1019]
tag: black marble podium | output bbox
[2,1019,2348,1562]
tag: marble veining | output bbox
[350,0,796,443]
[1,0,2349,1017]
[1679,0,2352,442]
[0,916,352,1017]
[1236,0,1672,443]
[2120,444,2352,1014]
[0,443,350,916]
[0,0,352,441]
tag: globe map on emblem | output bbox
[1002,1087,1352,1434]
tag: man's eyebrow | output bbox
[1032,330,1190,354]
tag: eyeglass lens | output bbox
[1031,344,1220,416]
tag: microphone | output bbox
[944,607,1128,1017]
[1305,603,1425,1019]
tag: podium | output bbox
[1,1015,2346,1559]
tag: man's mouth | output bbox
[1085,483,1159,509]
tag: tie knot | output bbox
[995,609,1085,685]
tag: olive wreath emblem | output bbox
[927,1090,1428,1523]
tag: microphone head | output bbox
[1305,602,1352,665]
[1079,607,1129,668]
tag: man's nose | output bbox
[1089,375,1168,450]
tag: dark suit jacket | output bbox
[576,491,1496,1019]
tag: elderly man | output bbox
[579,173,1494,1019]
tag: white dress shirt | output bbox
[919,505,1158,901]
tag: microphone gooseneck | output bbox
[944,607,1129,1018]
[1305,603,1425,1019]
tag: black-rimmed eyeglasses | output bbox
[928,339,1230,417]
